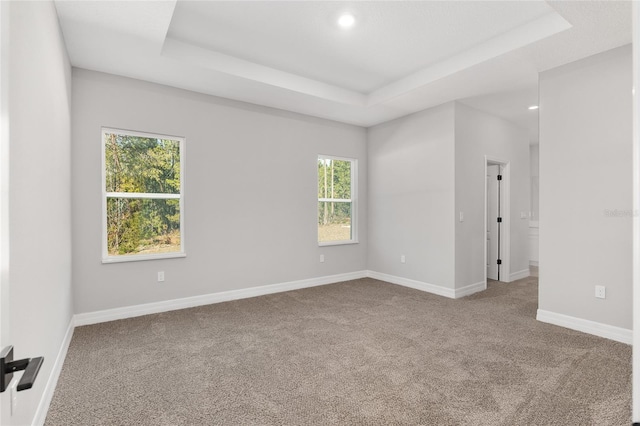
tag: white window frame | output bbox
[317,154,358,246]
[101,127,186,263]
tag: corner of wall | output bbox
[452,101,530,289]
[538,45,632,331]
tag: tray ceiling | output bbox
[54,1,632,131]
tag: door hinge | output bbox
[497,259,502,265]
[497,217,502,223]
[497,175,502,181]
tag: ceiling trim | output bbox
[162,37,367,106]
[368,11,572,106]
[53,0,631,130]
[161,9,571,109]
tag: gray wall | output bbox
[367,101,529,292]
[529,144,539,266]
[454,102,530,287]
[1,2,73,425]
[367,103,456,289]
[72,69,367,314]
[539,45,632,329]
[530,144,539,222]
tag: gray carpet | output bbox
[45,276,631,425]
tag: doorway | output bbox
[486,164,501,280]
[484,157,511,284]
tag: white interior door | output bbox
[0,2,11,424]
[0,0,9,354]
[487,165,500,280]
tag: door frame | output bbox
[484,156,511,284]
[0,3,11,424]
[0,0,10,349]
[631,1,639,422]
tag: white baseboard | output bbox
[536,309,632,344]
[74,271,368,326]
[74,270,485,327]
[454,281,486,298]
[366,271,486,299]
[529,261,539,267]
[32,317,75,426]
[35,271,368,424]
[366,270,456,299]
[509,268,530,281]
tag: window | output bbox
[318,155,357,245]
[102,128,185,263]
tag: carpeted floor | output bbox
[45,276,631,425]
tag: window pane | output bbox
[318,158,351,199]
[105,133,180,194]
[107,197,181,256]
[318,201,351,242]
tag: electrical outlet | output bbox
[157,271,165,282]
[595,285,606,299]
[400,255,406,264]
[320,254,325,263]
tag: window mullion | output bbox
[318,198,351,203]
[106,192,180,200]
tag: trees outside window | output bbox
[318,155,357,245]
[102,128,185,262]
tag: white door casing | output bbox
[484,156,511,284]
[487,164,500,280]
[0,2,12,425]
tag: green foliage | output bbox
[318,158,350,199]
[318,158,352,227]
[105,134,180,194]
[105,133,181,255]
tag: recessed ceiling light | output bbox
[528,105,539,110]
[338,13,355,28]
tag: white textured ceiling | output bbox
[54,0,632,135]
[168,1,554,93]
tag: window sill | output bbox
[318,240,359,247]
[102,252,186,264]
